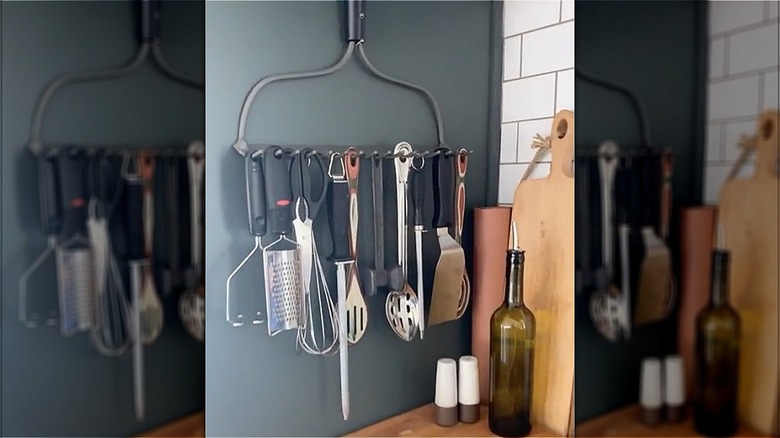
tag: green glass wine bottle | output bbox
[489,249,536,437]
[694,249,741,437]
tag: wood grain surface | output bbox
[510,110,575,436]
[718,109,780,436]
[134,411,204,437]
[344,403,557,437]
[576,404,765,437]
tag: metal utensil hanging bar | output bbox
[232,0,452,157]
[35,144,201,158]
[243,146,474,160]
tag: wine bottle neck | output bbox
[505,250,525,307]
[710,250,730,307]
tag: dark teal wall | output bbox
[574,0,707,423]
[204,1,497,436]
[1,1,205,436]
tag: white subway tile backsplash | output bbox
[521,21,574,77]
[556,69,574,111]
[500,123,519,163]
[498,163,552,204]
[503,36,522,81]
[764,70,779,109]
[706,124,722,162]
[769,1,779,19]
[724,120,757,161]
[704,162,757,204]
[728,23,779,75]
[709,1,765,35]
[504,0,561,36]
[516,118,554,162]
[561,0,574,21]
[502,74,557,122]
[709,37,725,78]
[708,76,760,120]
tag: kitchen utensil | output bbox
[509,110,575,435]
[344,148,367,344]
[179,141,205,341]
[435,358,458,427]
[428,148,466,327]
[410,161,426,338]
[718,110,779,436]
[458,355,480,424]
[125,166,147,421]
[328,152,352,420]
[87,155,130,356]
[454,148,470,319]
[660,149,677,312]
[262,146,303,336]
[162,156,182,297]
[677,206,717,399]
[129,259,146,421]
[589,140,622,342]
[385,142,419,341]
[634,156,673,327]
[639,357,663,425]
[19,154,61,327]
[226,151,267,326]
[292,150,338,355]
[471,206,512,404]
[664,355,686,422]
[365,156,390,295]
[618,222,631,340]
[56,152,95,336]
[138,151,164,345]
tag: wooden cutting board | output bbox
[510,110,575,436]
[717,109,779,436]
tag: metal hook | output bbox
[411,155,425,171]
[328,153,346,180]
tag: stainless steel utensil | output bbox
[454,148,470,319]
[410,162,426,338]
[87,156,130,356]
[589,141,624,342]
[125,168,147,421]
[328,153,352,420]
[428,148,466,327]
[179,141,205,341]
[293,150,338,355]
[262,146,303,336]
[344,148,368,344]
[19,155,61,328]
[226,151,267,326]
[385,142,419,341]
[56,152,95,336]
[138,151,164,345]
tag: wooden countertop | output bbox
[576,404,765,437]
[345,403,559,437]
[134,411,204,437]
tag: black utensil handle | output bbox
[263,146,293,235]
[125,180,145,260]
[245,153,267,237]
[432,148,454,228]
[165,158,181,270]
[58,151,88,236]
[411,167,425,227]
[38,155,62,236]
[328,180,351,262]
[371,157,385,267]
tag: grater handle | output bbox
[411,167,425,228]
[328,180,351,262]
[432,148,454,229]
[125,180,145,261]
[263,146,293,236]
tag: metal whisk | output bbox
[292,151,338,355]
[87,156,130,356]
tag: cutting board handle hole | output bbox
[556,119,569,139]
